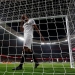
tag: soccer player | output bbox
[12,14,45,70]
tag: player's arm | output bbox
[33,24,45,41]
[20,15,24,32]
[20,20,24,32]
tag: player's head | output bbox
[22,14,28,21]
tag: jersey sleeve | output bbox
[30,19,36,25]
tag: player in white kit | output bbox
[12,14,45,70]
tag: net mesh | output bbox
[0,0,75,75]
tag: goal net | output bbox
[0,0,75,75]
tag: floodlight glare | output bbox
[18,37,24,41]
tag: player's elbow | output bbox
[20,27,24,32]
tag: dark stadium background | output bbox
[0,17,69,61]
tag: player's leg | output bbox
[18,48,28,68]
[12,48,28,70]
[27,48,39,68]
[19,46,39,68]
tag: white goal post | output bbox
[65,16,75,68]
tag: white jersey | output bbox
[23,19,36,38]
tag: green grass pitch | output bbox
[0,62,75,75]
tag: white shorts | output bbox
[23,35,32,49]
